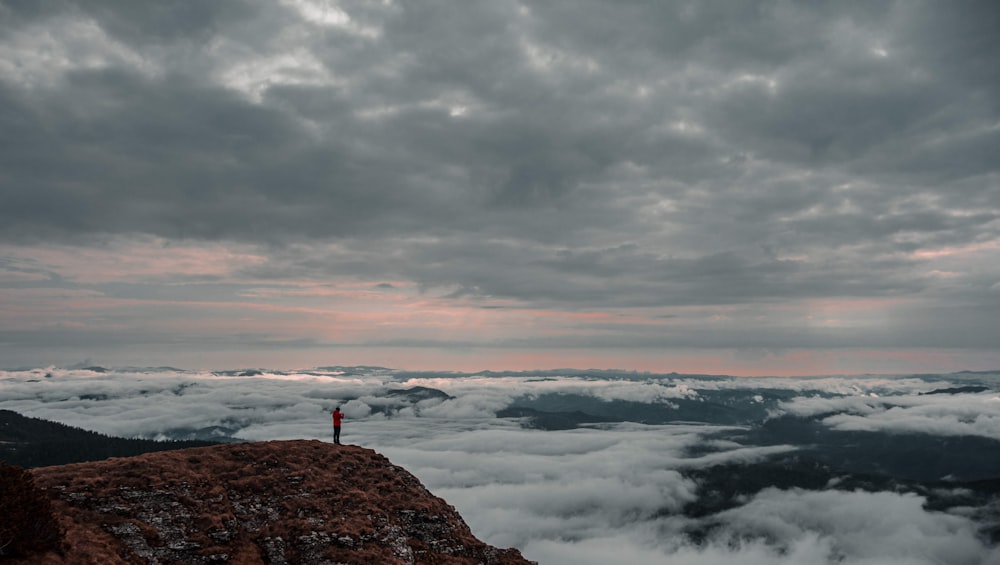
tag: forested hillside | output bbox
[0,410,218,468]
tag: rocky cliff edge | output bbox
[17,440,533,565]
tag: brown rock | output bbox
[19,440,534,565]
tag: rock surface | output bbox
[21,440,533,565]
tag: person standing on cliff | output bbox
[332,407,344,445]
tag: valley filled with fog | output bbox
[4,365,1000,565]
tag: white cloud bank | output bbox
[3,366,1000,564]
[774,387,1000,441]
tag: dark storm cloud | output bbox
[1,66,461,241]
[1,0,998,351]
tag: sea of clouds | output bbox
[3,365,1000,564]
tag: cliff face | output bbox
[21,440,533,565]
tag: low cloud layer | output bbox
[777,391,1000,441]
[4,366,1000,563]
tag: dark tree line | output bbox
[0,410,219,468]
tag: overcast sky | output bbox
[1,0,998,374]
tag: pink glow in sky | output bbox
[3,237,999,376]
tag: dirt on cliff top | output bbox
[20,440,533,565]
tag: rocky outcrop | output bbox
[20,440,533,565]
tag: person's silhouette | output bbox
[332,407,344,444]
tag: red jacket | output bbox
[332,410,344,426]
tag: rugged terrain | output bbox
[15,440,533,564]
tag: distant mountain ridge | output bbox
[9,440,534,564]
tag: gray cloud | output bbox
[709,488,989,565]
[1,0,998,362]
